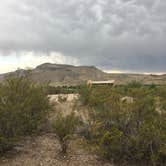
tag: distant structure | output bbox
[87,80,115,87]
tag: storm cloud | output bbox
[0,0,166,73]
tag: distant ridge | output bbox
[31,63,108,85]
[0,63,166,85]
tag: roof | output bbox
[88,80,115,84]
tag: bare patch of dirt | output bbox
[0,133,113,166]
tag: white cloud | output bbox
[0,51,80,73]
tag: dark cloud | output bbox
[0,0,166,72]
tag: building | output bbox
[87,80,115,86]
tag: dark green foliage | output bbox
[79,85,92,105]
[0,74,50,154]
[52,112,80,154]
[80,83,166,166]
[127,81,142,88]
[99,128,123,160]
[47,85,81,94]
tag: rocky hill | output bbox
[0,63,109,85]
[32,63,109,85]
[0,63,166,85]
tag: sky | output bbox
[0,0,166,74]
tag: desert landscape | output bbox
[0,63,166,86]
[0,0,166,165]
[0,75,165,166]
[0,94,112,166]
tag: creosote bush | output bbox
[0,74,50,155]
[52,112,80,154]
[79,84,166,166]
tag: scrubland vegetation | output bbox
[47,85,80,94]
[79,83,166,166]
[0,75,165,166]
[0,74,50,154]
[52,112,81,154]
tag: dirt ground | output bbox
[0,133,113,166]
[0,94,113,166]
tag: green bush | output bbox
[79,85,92,106]
[99,128,124,160]
[47,85,80,94]
[80,84,166,166]
[0,74,50,154]
[52,112,80,153]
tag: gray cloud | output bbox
[0,0,166,72]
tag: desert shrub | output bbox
[79,85,92,105]
[79,85,114,108]
[99,128,124,160]
[127,81,142,88]
[52,112,80,153]
[0,74,50,154]
[47,85,80,94]
[80,83,166,166]
[58,95,67,103]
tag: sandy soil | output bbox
[48,94,79,103]
[0,133,113,166]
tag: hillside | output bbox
[0,63,109,85]
[32,63,109,85]
[0,63,166,85]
